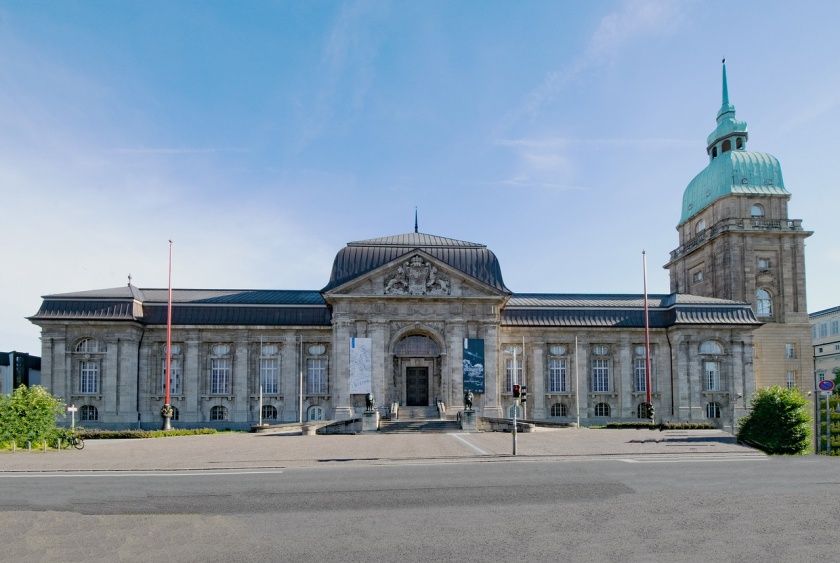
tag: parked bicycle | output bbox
[63,431,84,450]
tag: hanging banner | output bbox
[463,338,485,393]
[349,337,372,394]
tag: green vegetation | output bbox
[0,385,64,449]
[79,428,218,439]
[817,395,840,455]
[737,386,811,455]
[604,421,716,430]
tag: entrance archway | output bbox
[390,331,444,408]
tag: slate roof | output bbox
[324,231,510,293]
[30,287,331,327]
[502,293,760,328]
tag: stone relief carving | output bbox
[384,256,450,296]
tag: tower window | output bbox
[722,140,731,153]
[695,219,706,234]
[711,146,718,158]
[736,137,744,149]
[757,257,770,271]
[751,204,765,218]
[755,288,773,317]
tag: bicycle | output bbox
[64,432,84,450]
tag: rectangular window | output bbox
[306,358,327,395]
[591,359,609,393]
[818,371,826,382]
[210,358,231,395]
[692,270,703,283]
[786,370,796,389]
[80,361,99,394]
[784,343,797,360]
[820,323,828,338]
[633,358,647,392]
[832,320,840,335]
[757,257,770,271]
[161,358,182,395]
[505,357,523,392]
[812,326,818,340]
[260,357,280,395]
[548,358,567,393]
[704,361,720,391]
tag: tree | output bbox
[0,385,64,449]
[737,386,811,455]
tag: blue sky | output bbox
[2,1,839,353]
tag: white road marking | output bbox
[618,454,765,464]
[449,433,490,455]
[0,469,285,479]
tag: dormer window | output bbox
[722,139,731,153]
[736,137,743,149]
[695,219,706,234]
[711,146,718,158]
[750,203,765,218]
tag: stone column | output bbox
[531,342,546,419]
[103,337,119,420]
[447,323,465,410]
[281,333,299,422]
[728,340,744,433]
[482,323,503,418]
[118,335,138,423]
[618,335,632,418]
[332,320,353,420]
[185,339,201,422]
[574,336,588,422]
[370,322,387,414]
[687,337,702,420]
[40,337,54,391]
[674,335,689,421]
[234,339,249,423]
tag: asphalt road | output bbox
[1,454,837,562]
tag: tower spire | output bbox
[721,58,729,107]
[414,207,418,233]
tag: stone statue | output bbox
[464,391,474,411]
[365,393,375,412]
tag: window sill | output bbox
[251,394,283,399]
[202,395,235,401]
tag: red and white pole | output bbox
[163,240,174,429]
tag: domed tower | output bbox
[665,61,814,393]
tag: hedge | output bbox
[737,386,811,455]
[79,428,218,439]
[0,385,64,449]
[604,421,716,430]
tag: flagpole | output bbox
[162,240,174,430]
[575,336,580,427]
[643,250,653,421]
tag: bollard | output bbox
[43,440,47,453]
[12,442,15,453]
[27,441,31,452]
[58,438,62,451]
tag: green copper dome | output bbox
[679,61,789,225]
[680,151,788,224]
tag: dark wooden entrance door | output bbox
[405,367,429,406]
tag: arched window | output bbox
[75,338,99,353]
[508,404,523,418]
[80,405,98,421]
[594,403,611,417]
[210,405,228,421]
[699,340,723,355]
[755,288,773,317]
[722,139,731,153]
[750,203,765,217]
[261,405,278,421]
[711,146,718,158]
[736,137,744,149]
[550,403,567,417]
[695,219,706,234]
[706,402,721,419]
[307,405,325,421]
[394,335,440,357]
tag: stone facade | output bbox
[811,306,840,387]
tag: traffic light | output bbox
[520,385,527,404]
[512,384,521,398]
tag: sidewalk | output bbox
[0,428,760,472]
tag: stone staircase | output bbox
[379,405,461,433]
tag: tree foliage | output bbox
[0,385,64,448]
[737,386,811,455]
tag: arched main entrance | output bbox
[392,333,442,407]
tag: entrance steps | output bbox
[380,405,461,433]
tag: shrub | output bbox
[79,428,218,439]
[0,385,64,449]
[603,421,716,430]
[737,386,811,455]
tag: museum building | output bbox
[28,64,812,430]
